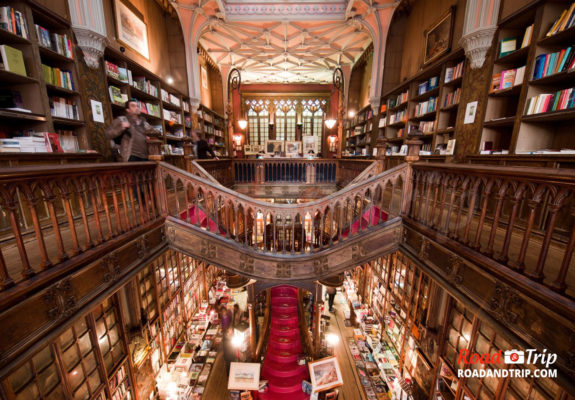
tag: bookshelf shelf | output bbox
[489,85,523,97]
[106,76,129,87]
[0,27,32,44]
[484,116,516,127]
[38,46,74,63]
[162,101,181,112]
[495,46,530,65]
[521,109,575,122]
[52,116,84,126]
[443,76,463,88]
[436,128,455,135]
[388,102,408,112]
[0,110,47,121]
[387,120,406,128]
[45,84,78,95]
[440,103,459,112]
[0,70,38,84]
[130,86,159,102]
[410,86,440,103]
[529,69,575,86]
[537,25,575,47]
[410,110,437,121]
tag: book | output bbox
[499,37,517,57]
[44,132,62,152]
[521,24,533,48]
[0,44,26,76]
[500,69,516,89]
[490,73,501,92]
[514,66,525,86]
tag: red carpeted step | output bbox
[262,285,309,400]
[267,375,309,394]
[258,390,310,400]
[262,360,307,378]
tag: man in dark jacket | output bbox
[192,129,217,159]
[106,100,159,161]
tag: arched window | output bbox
[246,100,270,145]
[302,101,325,152]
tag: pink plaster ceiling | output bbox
[174,0,397,84]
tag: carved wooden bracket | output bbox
[43,279,76,320]
[488,283,523,324]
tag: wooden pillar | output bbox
[147,138,164,161]
[313,282,323,357]
[248,303,256,361]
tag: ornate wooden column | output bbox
[313,282,323,357]
[247,283,257,361]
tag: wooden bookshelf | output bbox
[343,105,374,156]
[376,50,464,157]
[103,47,193,157]
[515,1,575,154]
[198,104,228,157]
[0,0,90,156]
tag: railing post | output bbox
[147,138,164,161]
[401,135,422,216]
[375,136,388,173]
[255,161,264,184]
[155,164,169,217]
[183,140,194,172]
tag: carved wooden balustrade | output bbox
[0,162,160,293]
[232,159,338,185]
[408,163,575,298]
[195,159,234,187]
[159,161,408,255]
[336,159,374,187]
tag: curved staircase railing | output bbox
[159,161,409,255]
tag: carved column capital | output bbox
[459,26,497,69]
[72,26,109,69]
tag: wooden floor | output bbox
[203,292,367,400]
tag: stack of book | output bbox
[133,76,158,96]
[442,88,461,108]
[388,90,409,108]
[0,6,30,38]
[414,97,437,116]
[50,96,79,120]
[546,3,575,37]
[42,65,74,90]
[418,120,435,133]
[169,93,180,107]
[163,109,182,124]
[533,46,575,80]
[524,88,575,115]
[490,66,526,91]
[417,76,439,95]
[34,25,73,58]
[444,61,464,83]
[389,109,407,124]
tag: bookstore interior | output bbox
[1,0,575,400]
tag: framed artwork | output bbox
[265,140,284,155]
[201,66,208,89]
[302,135,317,155]
[308,356,343,393]
[286,141,301,155]
[114,0,149,59]
[423,7,454,65]
[228,362,261,391]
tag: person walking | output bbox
[106,100,159,162]
[191,129,217,159]
[326,286,337,312]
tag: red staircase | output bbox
[259,286,310,400]
[341,206,388,238]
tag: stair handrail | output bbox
[254,288,271,361]
[189,160,223,186]
[297,288,314,357]
[346,160,379,186]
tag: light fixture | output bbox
[166,76,174,85]
[348,110,356,118]
[238,119,248,130]
[326,333,340,346]
[327,134,338,152]
[324,119,337,129]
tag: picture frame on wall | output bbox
[423,7,454,65]
[265,140,284,155]
[302,135,317,155]
[308,356,343,393]
[114,0,149,59]
[286,141,302,155]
